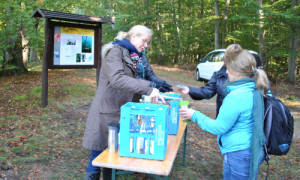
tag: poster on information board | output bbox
[52,25,97,68]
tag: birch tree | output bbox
[215,0,220,49]
[256,0,267,66]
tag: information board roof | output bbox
[31,8,114,24]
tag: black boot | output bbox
[85,171,100,180]
[102,168,112,180]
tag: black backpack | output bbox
[263,94,294,178]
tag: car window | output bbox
[202,53,213,63]
[212,52,225,62]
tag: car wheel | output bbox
[196,69,200,81]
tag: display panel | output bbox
[53,26,95,66]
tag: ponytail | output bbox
[254,68,269,95]
[114,31,128,41]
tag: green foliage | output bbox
[0,0,298,80]
[3,64,18,70]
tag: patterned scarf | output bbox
[114,38,143,70]
[130,53,141,70]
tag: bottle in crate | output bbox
[119,102,169,160]
[160,93,182,135]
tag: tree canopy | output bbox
[0,0,299,82]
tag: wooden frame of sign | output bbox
[31,8,113,107]
[49,21,100,69]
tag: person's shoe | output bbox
[85,171,100,180]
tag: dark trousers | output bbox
[86,150,112,180]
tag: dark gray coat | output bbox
[189,66,228,116]
[82,45,153,151]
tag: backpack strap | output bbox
[265,159,269,180]
[279,101,289,124]
[264,144,270,180]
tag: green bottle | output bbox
[179,100,191,122]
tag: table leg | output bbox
[112,169,116,180]
[174,125,188,168]
[182,125,187,167]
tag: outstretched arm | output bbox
[188,71,218,100]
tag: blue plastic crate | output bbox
[119,102,169,160]
[161,93,181,135]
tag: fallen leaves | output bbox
[189,154,197,160]
[0,67,299,180]
[77,167,85,173]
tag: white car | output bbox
[196,49,263,81]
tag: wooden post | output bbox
[41,18,51,107]
[96,24,102,87]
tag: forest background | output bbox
[0,0,299,83]
[0,0,300,179]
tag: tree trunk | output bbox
[222,0,230,48]
[29,47,39,62]
[29,15,40,62]
[215,0,220,49]
[11,32,27,74]
[21,27,29,68]
[172,0,184,64]
[201,0,204,18]
[1,6,27,76]
[155,3,163,64]
[145,0,149,27]
[197,0,204,59]
[109,2,115,28]
[256,0,267,66]
[287,0,299,84]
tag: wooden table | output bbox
[92,120,188,180]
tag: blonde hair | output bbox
[114,25,153,41]
[101,25,153,61]
[223,44,269,95]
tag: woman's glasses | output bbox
[139,36,151,46]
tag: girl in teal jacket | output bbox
[192,81,255,155]
[180,44,269,180]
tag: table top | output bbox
[92,119,187,176]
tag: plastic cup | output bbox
[179,100,191,122]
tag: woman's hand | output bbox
[179,108,195,121]
[149,88,165,104]
[177,86,190,94]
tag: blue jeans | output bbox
[86,150,102,173]
[223,149,251,180]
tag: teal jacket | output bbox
[192,81,256,155]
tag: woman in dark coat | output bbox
[188,66,228,116]
[82,25,164,180]
[136,54,173,92]
[178,66,228,116]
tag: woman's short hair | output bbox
[114,25,153,41]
